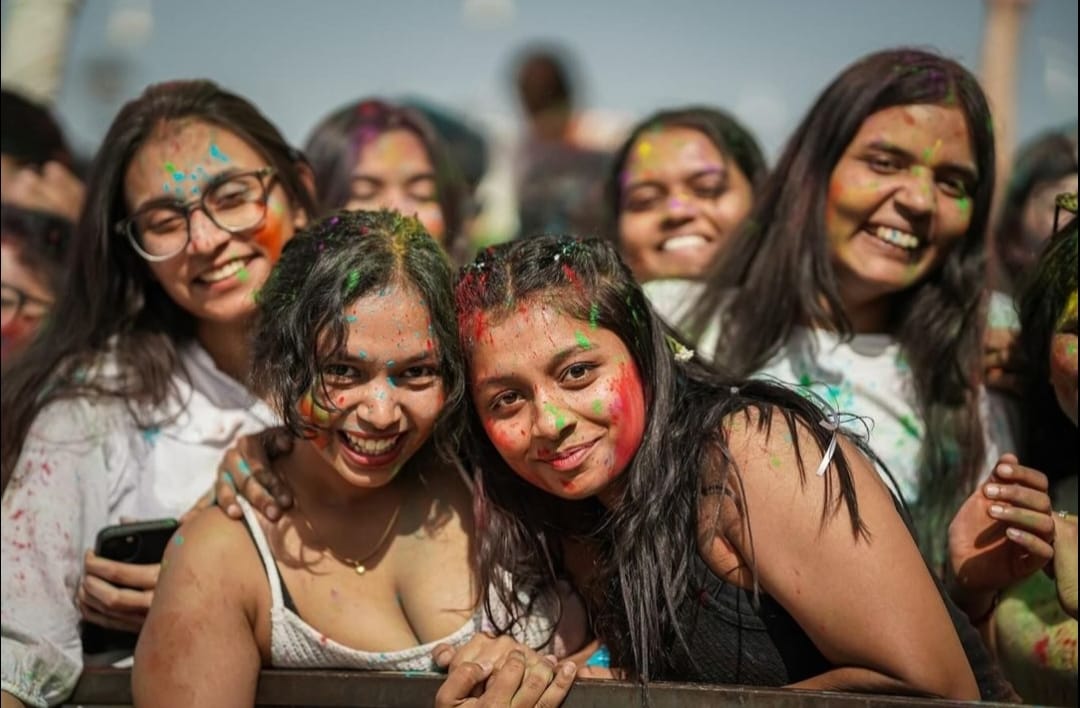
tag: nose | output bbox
[530,388,575,441]
[662,189,700,224]
[187,208,231,254]
[355,381,402,430]
[895,166,936,217]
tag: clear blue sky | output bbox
[3,0,1076,161]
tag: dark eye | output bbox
[321,363,357,382]
[138,210,185,234]
[400,365,439,381]
[690,175,726,199]
[406,177,438,202]
[490,390,523,411]
[866,155,902,173]
[561,362,596,384]
[623,189,662,212]
[938,177,968,199]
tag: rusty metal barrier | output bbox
[65,668,1016,708]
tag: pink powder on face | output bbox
[608,360,647,477]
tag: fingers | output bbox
[84,551,160,589]
[434,660,493,708]
[1004,526,1054,561]
[508,653,556,708]
[180,488,216,524]
[532,661,578,708]
[484,651,528,703]
[78,598,145,634]
[992,458,1048,492]
[433,642,457,669]
[987,502,1056,537]
[983,479,1052,514]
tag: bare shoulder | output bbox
[159,505,263,598]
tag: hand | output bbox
[983,327,1025,396]
[211,428,294,521]
[435,649,576,708]
[4,161,85,222]
[1052,513,1078,618]
[77,550,158,633]
[2,690,28,708]
[948,454,1054,614]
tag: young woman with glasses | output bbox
[0,80,315,708]
[0,206,70,367]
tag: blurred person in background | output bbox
[0,206,71,367]
[303,98,471,266]
[511,45,611,240]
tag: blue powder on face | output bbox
[584,645,611,668]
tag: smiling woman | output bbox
[680,48,1011,568]
[0,80,316,708]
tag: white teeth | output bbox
[200,259,246,283]
[873,226,920,250]
[661,234,709,252]
[341,433,399,456]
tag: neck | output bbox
[196,317,252,383]
[824,279,894,335]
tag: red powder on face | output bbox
[609,360,647,477]
[252,206,286,265]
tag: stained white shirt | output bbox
[643,279,1019,506]
[1,341,275,707]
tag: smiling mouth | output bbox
[660,234,712,252]
[538,438,600,472]
[863,225,924,253]
[197,256,253,284]
[339,431,403,456]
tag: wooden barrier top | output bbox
[66,668,1014,708]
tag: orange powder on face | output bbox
[252,203,286,265]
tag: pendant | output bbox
[355,564,366,575]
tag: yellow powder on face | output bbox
[1057,290,1078,332]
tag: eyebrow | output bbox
[474,343,592,391]
[338,350,438,366]
[131,167,246,212]
[865,140,978,181]
[623,165,728,191]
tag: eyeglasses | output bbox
[116,167,277,262]
[1,281,53,328]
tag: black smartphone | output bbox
[80,518,178,656]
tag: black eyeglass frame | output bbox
[115,166,278,262]
[0,281,54,325]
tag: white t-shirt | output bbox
[643,279,1019,506]
[1,341,276,707]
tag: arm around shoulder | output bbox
[132,506,263,708]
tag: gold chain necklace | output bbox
[297,502,402,575]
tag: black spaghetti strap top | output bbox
[664,553,1017,701]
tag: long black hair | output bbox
[686,48,995,562]
[455,235,864,680]
[303,98,468,265]
[250,209,465,464]
[1017,209,1078,487]
[0,80,316,491]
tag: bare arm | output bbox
[132,508,263,708]
[706,411,979,699]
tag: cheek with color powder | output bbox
[609,362,647,476]
[253,204,286,264]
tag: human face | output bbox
[299,281,445,488]
[825,105,978,308]
[618,126,753,282]
[1016,174,1079,258]
[1050,290,1078,426]
[123,120,306,326]
[347,129,445,241]
[469,300,647,502]
[0,239,54,365]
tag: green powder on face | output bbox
[574,331,592,349]
[589,303,600,329]
[592,400,604,415]
[236,267,250,283]
[543,403,567,431]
